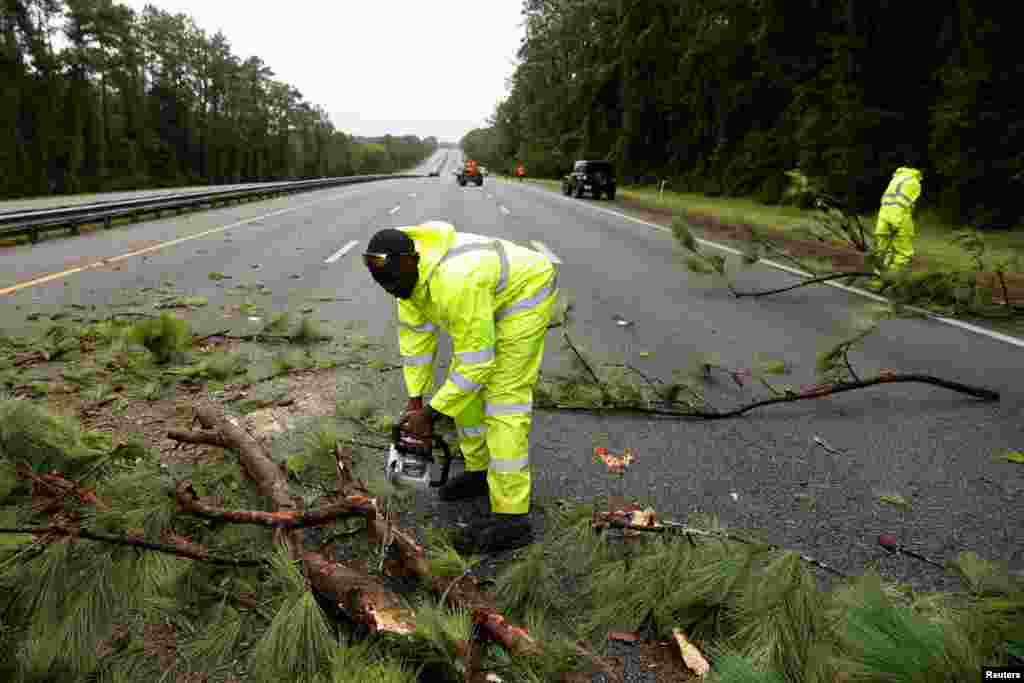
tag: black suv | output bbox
[562,160,616,200]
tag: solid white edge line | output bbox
[530,240,562,264]
[325,240,359,264]
[507,179,1024,350]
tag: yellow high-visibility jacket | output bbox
[396,221,556,417]
[878,167,923,223]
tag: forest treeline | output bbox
[0,0,437,198]
[462,0,1022,230]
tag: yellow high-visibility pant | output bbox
[452,284,556,514]
[874,215,915,273]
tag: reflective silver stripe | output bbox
[450,371,483,393]
[485,402,532,416]
[496,270,558,321]
[457,348,495,365]
[433,240,508,296]
[494,240,509,294]
[399,320,437,334]
[458,425,487,439]
[439,242,491,264]
[489,455,529,473]
[882,177,915,206]
[402,353,434,367]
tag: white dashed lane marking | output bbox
[530,240,562,264]
[389,205,401,215]
[499,205,510,215]
[325,240,359,264]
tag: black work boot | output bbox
[438,470,488,502]
[454,513,533,554]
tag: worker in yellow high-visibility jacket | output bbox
[363,221,557,553]
[874,166,923,273]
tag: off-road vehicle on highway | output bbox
[456,159,484,187]
[562,160,616,200]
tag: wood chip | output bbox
[672,628,710,678]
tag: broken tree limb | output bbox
[728,272,878,298]
[175,402,420,636]
[16,464,110,512]
[174,481,377,528]
[166,428,230,449]
[172,404,295,511]
[331,445,544,657]
[537,371,998,420]
[0,526,263,567]
[593,511,849,578]
[300,551,416,635]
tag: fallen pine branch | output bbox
[592,512,849,578]
[16,464,109,512]
[331,445,543,657]
[537,371,998,419]
[728,271,878,298]
[0,526,263,567]
[178,403,417,635]
[174,480,377,528]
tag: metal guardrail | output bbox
[0,173,426,243]
[0,181,287,217]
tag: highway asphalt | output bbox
[1,147,1021,595]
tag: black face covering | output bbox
[369,260,417,299]
[365,229,419,299]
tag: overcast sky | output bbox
[116,0,526,143]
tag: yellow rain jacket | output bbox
[395,221,558,514]
[875,167,923,271]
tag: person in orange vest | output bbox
[874,165,923,274]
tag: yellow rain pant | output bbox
[874,215,915,273]
[451,286,556,515]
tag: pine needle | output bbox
[831,571,958,681]
[330,636,418,683]
[184,603,243,667]
[253,590,336,683]
[703,650,787,683]
[728,551,827,681]
[0,398,107,475]
[494,543,552,618]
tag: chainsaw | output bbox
[385,423,454,490]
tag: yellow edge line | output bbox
[0,189,364,298]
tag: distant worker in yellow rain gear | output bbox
[874,166,923,273]
[363,221,557,553]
